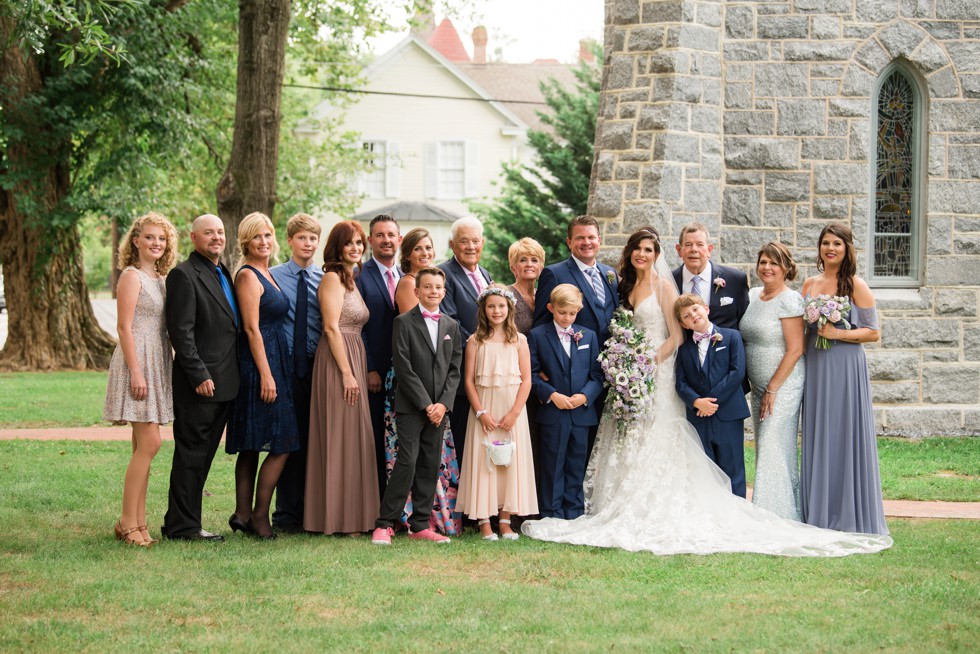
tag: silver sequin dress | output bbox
[740,287,805,521]
[102,267,174,424]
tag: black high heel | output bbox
[247,516,277,540]
[229,514,255,535]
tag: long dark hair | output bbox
[322,220,365,290]
[816,223,856,299]
[617,226,662,310]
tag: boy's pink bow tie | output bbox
[693,331,712,343]
[421,310,440,321]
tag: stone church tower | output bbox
[588,0,980,435]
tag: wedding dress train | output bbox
[522,290,893,557]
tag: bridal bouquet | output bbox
[804,294,852,350]
[598,308,657,437]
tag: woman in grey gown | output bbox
[740,242,805,521]
[800,223,889,536]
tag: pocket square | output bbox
[719,296,734,306]
[577,344,589,350]
[443,334,452,341]
[716,346,727,351]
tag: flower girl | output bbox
[456,287,538,540]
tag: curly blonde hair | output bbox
[116,212,179,275]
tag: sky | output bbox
[369,0,605,64]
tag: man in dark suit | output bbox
[671,222,749,330]
[372,267,461,545]
[438,216,492,461]
[355,215,402,498]
[674,294,751,497]
[532,215,619,345]
[532,215,619,455]
[163,214,240,541]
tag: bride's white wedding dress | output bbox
[522,287,893,557]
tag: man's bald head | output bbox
[190,213,226,263]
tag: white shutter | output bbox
[464,140,480,198]
[354,141,367,196]
[385,141,400,198]
[424,142,439,199]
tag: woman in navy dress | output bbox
[226,212,300,539]
[800,223,888,536]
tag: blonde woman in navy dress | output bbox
[103,212,179,547]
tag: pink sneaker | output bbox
[408,528,450,544]
[371,527,393,545]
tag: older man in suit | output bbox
[438,216,492,461]
[671,222,749,330]
[162,214,239,541]
[355,214,402,498]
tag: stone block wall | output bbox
[589,0,980,436]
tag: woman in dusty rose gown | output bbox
[305,221,379,534]
[103,212,179,547]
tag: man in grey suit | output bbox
[163,214,239,541]
[372,267,462,545]
[438,216,492,461]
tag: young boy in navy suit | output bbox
[528,284,604,519]
[674,293,750,497]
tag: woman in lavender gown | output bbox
[800,223,889,536]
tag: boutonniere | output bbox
[710,332,723,346]
[572,330,584,343]
[606,270,616,285]
[713,277,726,292]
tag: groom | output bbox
[534,215,619,453]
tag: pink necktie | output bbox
[385,269,396,306]
[421,310,441,321]
[467,270,483,295]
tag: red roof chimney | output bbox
[427,18,470,63]
[472,26,488,65]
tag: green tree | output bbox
[473,47,601,282]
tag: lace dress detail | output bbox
[523,290,892,557]
[102,267,173,424]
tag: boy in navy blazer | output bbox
[529,285,604,519]
[674,294,750,497]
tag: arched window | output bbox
[870,62,925,286]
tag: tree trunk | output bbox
[216,0,291,264]
[0,25,115,371]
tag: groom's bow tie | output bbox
[693,331,712,343]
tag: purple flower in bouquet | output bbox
[804,294,852,350]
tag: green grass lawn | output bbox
[0,440,977,652]
[0,371,107,428]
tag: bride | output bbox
[522,227,892,557]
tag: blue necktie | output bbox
[586,267,606,305]
[215,265,238,327]
[293,268,309,378]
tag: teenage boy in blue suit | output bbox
[529,284,604,519]
[674,293,750,497]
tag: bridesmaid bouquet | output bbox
[598,308,657,439]
[804,294,852,350]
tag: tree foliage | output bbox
[473,47,602,281]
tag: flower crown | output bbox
[478,286,515,303]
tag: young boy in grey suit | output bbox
[372,267,462,545]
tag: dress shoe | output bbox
[229,514,255,535]
[247,517,277,540]
[164,529,225,542]
[408,528,450,544]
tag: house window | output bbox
[362,141,387,199]
[425,140,479,200]
[438,141,466,199]
[871,64,924,285]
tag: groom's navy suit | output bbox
[534,257,619,344]
[675,325,750,497]
[529,323,604,519]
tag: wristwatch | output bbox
[475,409,488,418]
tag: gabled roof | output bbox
[353,201,463,224]
[457,62,577,133]
[427,18,470,63]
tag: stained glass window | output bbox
[873,68,920,282]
